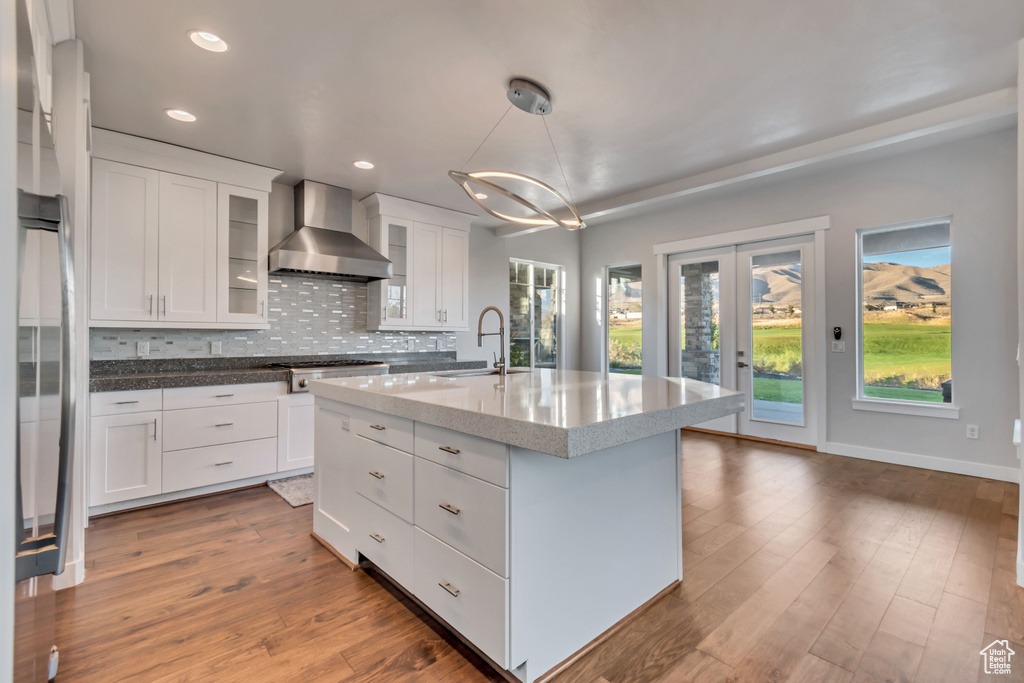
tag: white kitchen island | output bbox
[310,369,742,683]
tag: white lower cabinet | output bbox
[88,382,310,511]
[357,494,414,588]
[89,411,162,505]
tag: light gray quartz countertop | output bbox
[310,369,744,458]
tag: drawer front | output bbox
[354,436,414,522]
[414,458,508,577]
[415,422,507,487]
[357,495,414,588]
[162,382,285,410]
[162,437,277,492]
[162,401,278,452]
[349,404,414,453]
[414,528,508,669]
[91,389,163,416]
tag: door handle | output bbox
[369,471,385,480]
[439,581,460,597]
[439,502,460,515]
[737,361,749,368]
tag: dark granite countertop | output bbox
[89,353,487,392]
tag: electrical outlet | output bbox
[340,416,350,431]
[435,339,443,351]
[407,338,415,351]
[831,341,846,352]
[136,341,149,357]
[966,424,980,440]
[210,341,222,355]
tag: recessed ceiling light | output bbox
[474,193,488,199]
[165,108,197,122]
[353,161,374,170]
[188,30,229,52]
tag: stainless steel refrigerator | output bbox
[12,0,75,678]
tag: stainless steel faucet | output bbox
[477,306,506,376]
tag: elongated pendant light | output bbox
[449,79,585,230]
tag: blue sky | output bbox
[863,246,950,269]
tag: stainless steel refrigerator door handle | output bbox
[14,192,75,581]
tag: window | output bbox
[857,220,951,406]
[607,264,642,374]
[509,259,563,369]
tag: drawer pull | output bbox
[214,461,233,467]
[115,400,139,405]
[439,581,460,597]
[439,503,461,516]
[368,471,385,480]
[215,394,234,398]
[369,424,386,431]
[369,533,385,544]
[215,423,234,428]
[439,446,461,455]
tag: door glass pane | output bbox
[678,260,720,384]
[509,260,563,369]
[608,264,642,373]
[227,194,259,316]
[533,267,558,368]
[386,224,407,320]
[750,249,803,424]
[509,261,531,367]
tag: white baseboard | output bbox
[824,441,1019,483]
[1018,560,1024,588]
[53,557,84,590]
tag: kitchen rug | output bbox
[267,473,313,507]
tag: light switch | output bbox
[210,341,222,355]
[831,341,845,352]
[137,341,149,357]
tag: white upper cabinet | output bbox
[90,159,160,322]
[158,172,218,323]
[363,194,474,332]
[88,131,280,329]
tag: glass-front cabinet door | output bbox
[367,216,412,329]
[217,184,268,325]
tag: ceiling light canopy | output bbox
[449,79,585,230]
[165,108,196,122]
[188,30,229,52]
[353,160,375,170]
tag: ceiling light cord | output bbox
[542,116,577,208]
[459,103,515,172]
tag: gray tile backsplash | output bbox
[90,275,456,360]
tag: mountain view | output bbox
[751,262,950,307]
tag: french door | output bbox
[668,234,819,446]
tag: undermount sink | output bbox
[432,368,532,378]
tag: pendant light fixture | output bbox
[449,79,585,230]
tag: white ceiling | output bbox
[75,0,1024,223]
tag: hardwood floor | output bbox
[56,433,1023,682]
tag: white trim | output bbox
[814,231,827,452]
[1017,559,1024,588]
[653,215,830,255]
[851,397,959,419]
[52,557,83,590]
[91,128,282,191]
[361,192,475,231]
[44,0,75,42]
[87,467,313,517]
[88,320,271,331]
[826,441,1017,483]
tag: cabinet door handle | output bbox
[369,424,386,431]
[382,306,387,322]
[214,461,233,467]
[152,419,158,441]
[439,446,460,455]
[259,300,265,316]
[148,294,154,315]
[215,394,234,398]
[437,309,442,322]
[215,423,234,428]
[368,471,385,480]
[439,503,460,516]
[161,295,167,315]
[443,309,448,323]
[369,533,385,544]
[115,400,139,405]
[439,581,460,597]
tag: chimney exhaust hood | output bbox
[269,180,393,281]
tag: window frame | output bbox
[852,217,958,419]
[604,261,644,374]
[509,258,565,370]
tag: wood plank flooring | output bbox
[56,433,1023,682]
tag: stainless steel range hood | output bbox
[269,180,392,281]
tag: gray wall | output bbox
[455,226,582,369]
[578,129,1019,471]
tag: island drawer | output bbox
[357,495,414,588]
[414,527,508,669]
[349,405,414,454]
[414,458,508,577]
[91,389,163,416]
[414,423,508,488]
[162,401,278,452]
[354,435,414,523]
[162,437,277,492]
[162,382,285,410]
